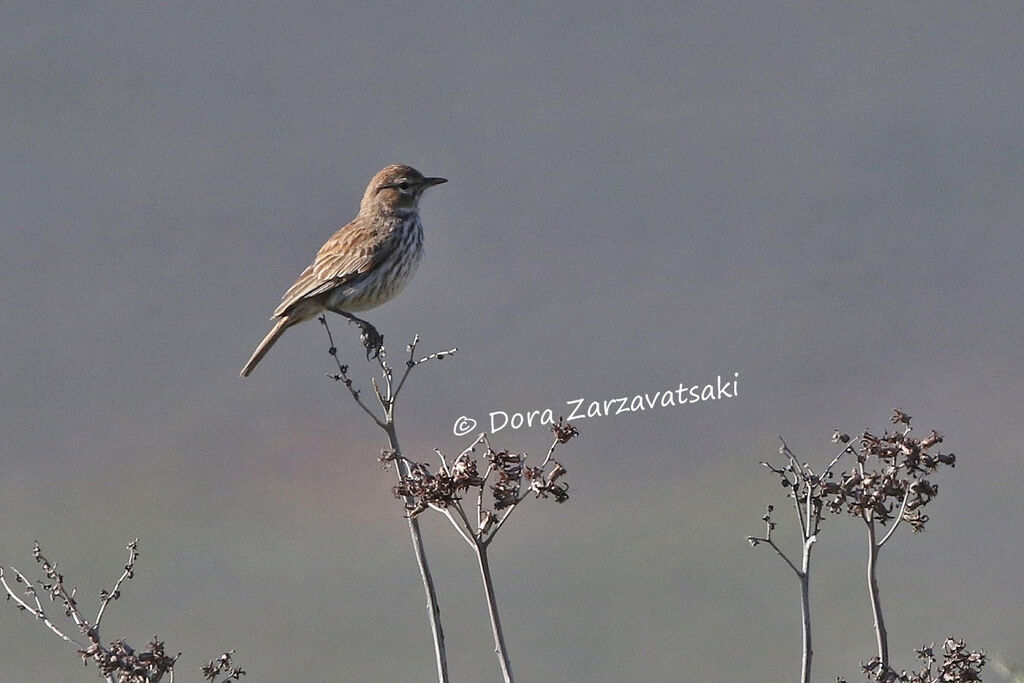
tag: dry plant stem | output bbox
[878,487,913,549]
[459,434,567,681]
[95,540,139,628]
[784,448,817,683]
[387,400,571,680]
[792,457,815,683]
[864,511,888,667]
[756,516,814,683]
[750,437,852,683]
[412,431,570,683]
[799,549,811,683]
[476,546,513,683]
[477,434,556,547]
[785,438,852,683]
[855,435,912,670]
[864,514,888,668]
[847,422,912,673]
[0,567,87,648]
[433,505,476,547]
[758,413,965,683]
[389,424,449,683]
[322,317,452,683]
[0,541,164,683]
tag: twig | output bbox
[321,317,386,428]
[0,567,85,647]
[2,541,182,682]
[323,318,452,683]
[752,435,828,683]
[431,505,477,549]
[749,509,801,578]
[877,486,913,549]
[95,539,139,628]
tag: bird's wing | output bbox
[272,220,396,318]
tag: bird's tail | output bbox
[240,317,292,377]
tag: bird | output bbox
[240,164,447,377]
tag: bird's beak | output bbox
[422,177,448,187]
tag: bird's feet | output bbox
[350,319,383,360]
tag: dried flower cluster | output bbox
[838,637,985,683]
[525,461,569,503]
[1,539,242,682]
[392,457,485,517]
[323,325,579,682]
[753,411,956,543]
[750,410,977,683]
[551,419,579,444]
[202,650,247,681]
[824,410,955,530]
[83,636,178,683]
[389,419,576,540]
[0,540,177,682]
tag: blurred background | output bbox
[2,3,1021,680]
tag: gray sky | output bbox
[2,3,1022,680]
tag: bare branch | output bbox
[877,485,914,549]
[95,539,139,628]
[0,567,85,647]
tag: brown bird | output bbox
[240,164,447,377]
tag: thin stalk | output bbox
[877,487,912,549]
[799,538,812,683]
[325,317,450,683]
[865,515,888,667]
[475,545,513,683]
[384,420,449,683]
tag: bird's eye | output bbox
[397,180,410,190]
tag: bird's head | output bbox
[362,164,447,215]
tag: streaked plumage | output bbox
[240,164,446,377]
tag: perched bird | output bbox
[240,164,446,377]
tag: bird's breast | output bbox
[325,218,424,312]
